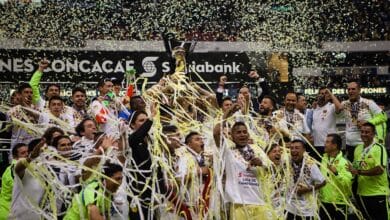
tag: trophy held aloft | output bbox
[162,32,197,75]
[172,46,186,73]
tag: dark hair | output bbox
[111,77,122,86]
[266,143,280,154]
[291,139,306,148]
[12,143,27,158]
[97,78,112,88]
[297,94,305,101]
[285,91,297,99]
[43,127,65,145]
[48,95,63,105]
[319,86,328,91]
[129,96,144,110]
[327,133,342,150]
[52,135,71,149]
[185,131,200,144]
[347,81,361,88]
[11,90,20,97]
[236,84,249,96]
[72,87,86,96]
[231,121,247,132]
[361,122,376,133]
[103,162,123,178]
[17,83,32,93]
[75,118,95,136]
[279,136,291,145]
[162,125,178,134]
[45,84,60,94]
[129,110,147,125]
[28,138,42,153]
[221,96,233,107]
[262,95,276,110]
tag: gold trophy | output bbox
[268,52,289,82]
[172,45,186,73]
[163,32,196,75]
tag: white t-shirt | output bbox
[286,158,325,217]
[7,105,38,149]
[38,111,75,132]
[111,176,129,220]
[340,97,382,146]
[224,145,269,205]
[312,103,337,147]
[9,164,45,220]
[273,109,310,141]
[175,146,204,209]
[72,136,95,160]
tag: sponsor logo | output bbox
[141,56,159,77]
[188,61,241,73]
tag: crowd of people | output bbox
[0,0,388,47]
[0,58,388,220]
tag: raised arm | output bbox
[14,139,45,178]
[326,89,342,113]
[29,60,48,105]
[128,119,153,148]
[248,70,270,101]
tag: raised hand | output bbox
[248,70,259,79]
[29,138,46,160]
[38,59,49,72]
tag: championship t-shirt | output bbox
[312,103,337,147]
[286,158,325,217]
[9,162,45,220]
[341,97,382,146]
[224,144,269,205]
[353,142,389,196]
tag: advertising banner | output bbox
[0,49,252,83]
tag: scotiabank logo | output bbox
[188,61,241,73]
[141,56,159,77]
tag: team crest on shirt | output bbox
[274,111,284,119]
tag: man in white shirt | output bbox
[38,96,75,131]
[257,95,277,144]
[340,81,386,161]
[69,87,88,126]
[286,139,326,219]
[222,122,272,219]
[175,131,212,219]
[311,87,342,161]
[0,143,29,219]
[221,97,233,115]
[8,83,39,148]
[72,118,97,160]
[273,92,310,141]
[9,139,47,220]
[90,78,123,137]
